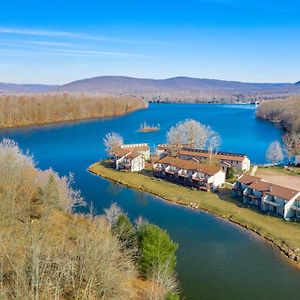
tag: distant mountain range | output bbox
[0,83,58,93]
[1,76,300,103]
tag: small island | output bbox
[138,121,160,133]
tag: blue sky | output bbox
[0,0,300,84]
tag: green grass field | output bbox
[89,161,300,263]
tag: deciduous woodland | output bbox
[0,93,147,128]
[256,97,300,132]
[0,139,179,300]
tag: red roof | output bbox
[243,177,299,201]
[114,148,131,157]
[126,151,141,159]
[121,144,149,151]
[157,156,221,176]
[237,174,262,185]
[266,185,299,200]
[180,149,247,162]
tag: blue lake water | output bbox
[1,104,299,300]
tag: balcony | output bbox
[192,176,206,183]
[292,205,300,212]
[119,161,131,168]
[178,169,189,178]
[165,167,177,175]
[263,196,283,207]
[154,165,164,172]
[244,193,259,200]
[232,183,242,191]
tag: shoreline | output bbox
[88,161,300,269]
[0,105,148,130]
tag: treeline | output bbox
[0,93,147,128]
[0,139,179,300]
[256,97,300,132]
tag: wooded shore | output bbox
[0,93,148,128]
[256,97,300,133]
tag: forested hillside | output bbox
[0,93,147,128]
[256,97,300,132]
[2,76,300,103]
[58,76,300,103]
[0,139,179,299]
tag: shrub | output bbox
[226,166,235,180]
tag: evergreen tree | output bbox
[113,214,136,248]
[137,224,178,277]
[226,166,235,180]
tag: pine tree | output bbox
[137,224,178,277]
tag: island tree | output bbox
[266,140,284,165]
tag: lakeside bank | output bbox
[89,161,300,267]
[0,94,148,129]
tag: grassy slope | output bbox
[89,162,300,263]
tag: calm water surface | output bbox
[1,104,300,299]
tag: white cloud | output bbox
[0,48,148,58]
[0,27,131,43]
[0,27,83,38]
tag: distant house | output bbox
[113,143,150,172]
[153,156,225,191]
[233,174,300,220]
[156,145,250,173]
[156,144,170,158]
[120,143,150,160]
[179,148,251,173]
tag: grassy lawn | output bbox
[89,161,300,262]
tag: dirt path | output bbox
[251,165,258,176]
[256,169,300,191]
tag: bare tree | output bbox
[282,131,300,164]
[103,132,124,155]
[0,93,147,129]
[206,130,221,165]
[167,119,211,151]
[104,202,123,228]
[0,139,138,300]
[144,260,179,300]
[266,141,284,165]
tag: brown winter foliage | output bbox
[0,139,154,300]
[256,97,300,132]
[0,93,147,128]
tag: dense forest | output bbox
[0,139,179,299]
[0,93,147,128]
[256,97,300,132]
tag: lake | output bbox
[1,104,300,299]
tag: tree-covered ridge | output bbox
[256,97,300,133]
[0,93,147,128]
